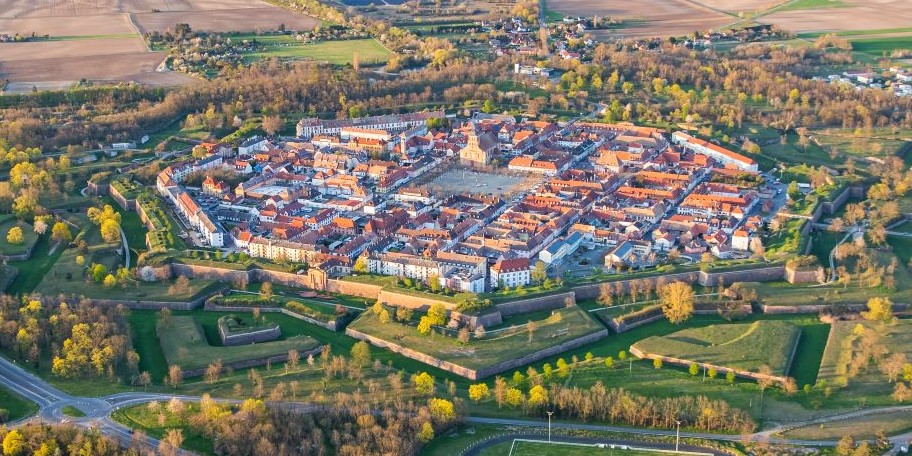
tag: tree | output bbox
[428,397,456,423]
[493,376,508,408]
[260,281,273,301]
[262,115,283,136]
[350,341,371,367]
[504,387,524,407]
[2,429,25,456]
[468,383,490,402]
[205,359,222,384]
[598,282,614,307]
[100,219,121,243]
[862,296,893,323]
[168,364,183,388]
[659,281,695,324]
[413,372,435,396]
[527,384,548,407]
[417,316,433,334]
[50,222,72,243]
[836,435,855,456]
[481,99,496,114]
[726,370,736,384]
[787,180,801,201]
[287,349,300,371]
[531,261,547,284]
[708,367,717,379]
[103,274,117,288]
[653,358,663,369]
[5,227,23,245]
[418,421,435,443]
[605,357,614,368]
[353,255,368,273]
[689,362,699,376]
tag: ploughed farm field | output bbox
[0,0,317,90]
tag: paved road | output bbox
[3,352,912,454]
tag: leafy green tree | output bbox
[350,341,371,367]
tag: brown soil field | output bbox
[698,0,780,13]
[760,0,912,33]
[550,0,733,38]
[0,0,316,90]
[0,38,148,61]
[0,52,194,86]
[0,14,136,35]
[132,7,319,33]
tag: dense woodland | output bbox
[1,42,910,153]
[0,425,141,456]
[0,296,139,380]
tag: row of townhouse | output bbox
[366,250,532,293]
[296,111,446,138]
[671,132,759,172]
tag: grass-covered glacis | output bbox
[632,320,801,376]
[347,305,605,371]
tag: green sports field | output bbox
[480,439,700,456]
[240,37,391,65]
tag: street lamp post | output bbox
[675,420,681,453]
[547,411,553,442]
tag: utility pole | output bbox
[629,358,632,375]
[547,411,553,442]
[675,420,681,453]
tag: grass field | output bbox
[241,37,391,65]
[818,319,912,389]
[781,409,912,440]
[348,306,605,371]
[852,36,912,56]
[632,321,801,376]
[0,216,38,257]
[61,405,86,417]
[157,315,319,372]
[0,385,37,423]
[776,0,847,12]
[481,439,697,456]
[111,403,214,455]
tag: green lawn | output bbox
[4,231,66,295]
[790,323,830,388]
[35,232,218,301]
[781,409,912,440]
[157,315,320,372]
[242,38,391,65]
[852,36,912,56]
[62,405,86,417]
[745,280,912,308]
[0,385,37,423]
[0,265,17,292]
[111,403,215,455]
[631,321,801,376]
[348,306,605,371]
[777,0,847,12]
[0,216,38,257]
